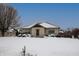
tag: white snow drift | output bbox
[0,37,79,56]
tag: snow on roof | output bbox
[22,23,37,28]
[39,22,58,28]
[26,23,37,28]
[23,22,59,28]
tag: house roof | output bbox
[24,22,59,28]
[40,22,58,28]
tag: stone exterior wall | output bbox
[31,27,45,37]
[19,27,59,37]
[45,28,59,36]
[19,28,30,34]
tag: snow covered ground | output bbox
[0,37,79,56]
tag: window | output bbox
[48,30,55,34]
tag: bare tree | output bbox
[71,28,79,38]
[0,4,20,36]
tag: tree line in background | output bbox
[57,28,79,38]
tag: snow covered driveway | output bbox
[0,37,79,56]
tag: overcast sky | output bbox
[10,3,79,29]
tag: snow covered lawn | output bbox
[0,37,79,56]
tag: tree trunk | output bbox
[1,30,5,37]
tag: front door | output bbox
[36,29,40,37]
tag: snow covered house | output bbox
[19,22,60,37]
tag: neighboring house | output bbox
[0,29,16,37]
[19,22,60,37]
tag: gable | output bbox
[40,22,58,28]
[32,24,45,28]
